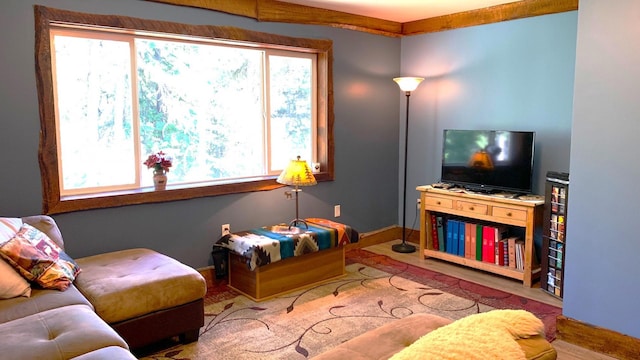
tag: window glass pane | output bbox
[54,35,135,192]
[136,39,265,186]
[269,55,313,170]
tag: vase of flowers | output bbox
[144,151,172,190]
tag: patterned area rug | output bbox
[139,249,560,360]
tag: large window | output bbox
[35,6,333,214]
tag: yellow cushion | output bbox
[390,310,548,360]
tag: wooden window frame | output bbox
[34,5,334,214]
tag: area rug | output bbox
[140,249,560,360]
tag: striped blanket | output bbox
[218,218,359,271]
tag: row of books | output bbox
[429,215,528,270]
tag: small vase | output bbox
[153,170,167,191]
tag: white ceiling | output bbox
[280,0,523,23]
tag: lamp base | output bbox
[288,218,309,229]
[392,242,416,253]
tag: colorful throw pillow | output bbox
[0,258,31,299]
[0,223,81,291]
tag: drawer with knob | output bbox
[492,206,527,221]
[423,196,453,210]
[455,201,488,215]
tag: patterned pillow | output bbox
[0,223,81,291]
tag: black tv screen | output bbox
[441,129,535,194]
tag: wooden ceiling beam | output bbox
[403,0,579,36]
[144,0,578,37]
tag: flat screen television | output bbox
[440,129,535,194]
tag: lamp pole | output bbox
[392,77,424,253]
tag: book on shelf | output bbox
[446,219,454,254]
[475,224,483,261]
[495,239,503,266]
[507,237,517,269]
[514,239,525,270]
[499,239,509,267]
[483,225,508,264]
[436,216,445,251]
[430,214,439,251]
[481,226,495,263]
[465,222,475,259]
[458,219,465,256]
[451,219,459,255]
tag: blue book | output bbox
[446,219,454,254]
[458,220,465,256]
[451,219,459,255]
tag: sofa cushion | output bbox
[0,223,81,291]
[0,257,31,299]
[75,248,206,324]
[0,304,129,360]
[70,346,137,360]
[0,284,92,324]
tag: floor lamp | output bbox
[392,76,424,253]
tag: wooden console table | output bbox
[416,185,544,287]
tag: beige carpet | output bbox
[141,263,496,360]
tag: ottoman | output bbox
[75,248,207,349]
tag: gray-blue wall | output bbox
[0,0,400,267]
[397,12,577,272]
[566,0,640,339]
[399,12,577,212]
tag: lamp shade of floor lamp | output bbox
[277,155,317,229]
[392,76,424,253]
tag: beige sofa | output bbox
[313,312,557,360]
[0,215,206,359]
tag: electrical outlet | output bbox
[417,198,421,210]
[221,224,230,236]
[334,205,341,217]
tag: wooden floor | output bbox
[367,241,617,360]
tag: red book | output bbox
[493,226,509,265]
[482,226,495,263]
[497,239,505,266]
[430,214,439,250]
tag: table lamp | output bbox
[277,155,317,229]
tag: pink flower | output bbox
[144,151,173,172]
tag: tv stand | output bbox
[416,185,544,287]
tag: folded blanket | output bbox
[217,219,359,271]
[389,310,545,360]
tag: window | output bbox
[35,6,333,214]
